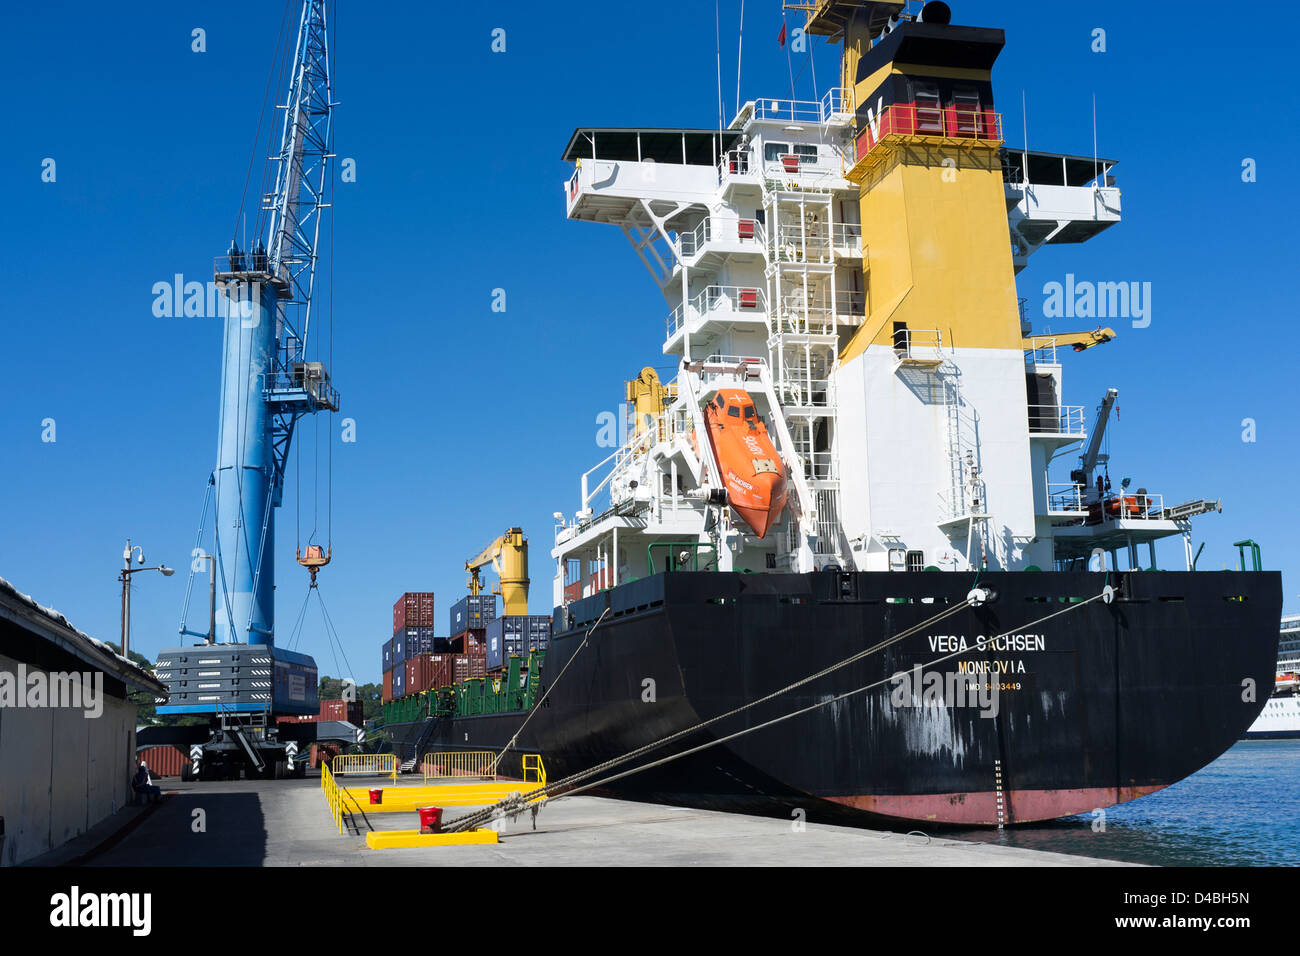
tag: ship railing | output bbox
[764,157,843,192]
[697,354,767,386]
[768,227,835,264]
[1047,483,1086,514]
[849,103,1004,167]
[777,376,833,409]
[677,218,711,258]
[1028,404,1086,437]
[667,285,769,337]
[720,147,755,185]
[580,409,673,515]
[749,89,849,124]
[666,301,689,337]
[832,222,863,256]
[1024,335,1062,368]
[893,328,945,359]
[1106,492,1166,521]
[677,216,766,258]
[772,299,838,336]
[798,450,835,480]
[838,290,867,321]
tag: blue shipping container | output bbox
[485,615,550,670]
[450,594,499,635]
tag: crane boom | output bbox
[1077,387,1118,503]
[1024,328,1117,353]
[466,528,530,615]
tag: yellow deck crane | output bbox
[466,528,530,616]
[1024,327,1117,353]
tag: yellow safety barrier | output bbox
[321,763,344,834]
[522,754,547,785]
[331,753,398,780]
[342,781,546,811]
[422,751,498,782]
[366,828,499,849]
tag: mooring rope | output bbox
[493,607,610,766]
[444,585,1048,832]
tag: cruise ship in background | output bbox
[1245,614,1300,739]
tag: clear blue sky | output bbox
[1,1,1296,684]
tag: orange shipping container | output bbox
[406,653,454,694]
[137,744,187,778]
[451,629,486,654]
[453,652,487,682]
[393,592,435,632]
[320,698,358,722]
[382,669,393,703]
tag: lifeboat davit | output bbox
[703,388,788,538]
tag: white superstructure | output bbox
[551,13,1220,605]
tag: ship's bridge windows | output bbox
[763,141,818,166]
[952,87,982,136]
[914,83,943,133]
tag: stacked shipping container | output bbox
[383,591,496,708]
[453,652,488,682]
[485,615,552,671]
[395,626,439,657]
[450,594,498,635]
[405,653,456,695]
[393,592,435,631]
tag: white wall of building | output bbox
[0,651,135,866]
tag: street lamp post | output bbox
[118,538,174,659]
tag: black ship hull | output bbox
[402,570,1278,826]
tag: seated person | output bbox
[132,761,163,804]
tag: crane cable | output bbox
[445,587,1115,833]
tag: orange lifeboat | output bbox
[703,389,788,538]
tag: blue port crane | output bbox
[190,0,337,649]
[151,0,346,777]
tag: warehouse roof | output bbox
[0,575,167,696]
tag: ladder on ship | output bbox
[761,181,844,566]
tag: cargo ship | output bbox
[379,1,1281,826]
[1244,614,1300,740]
